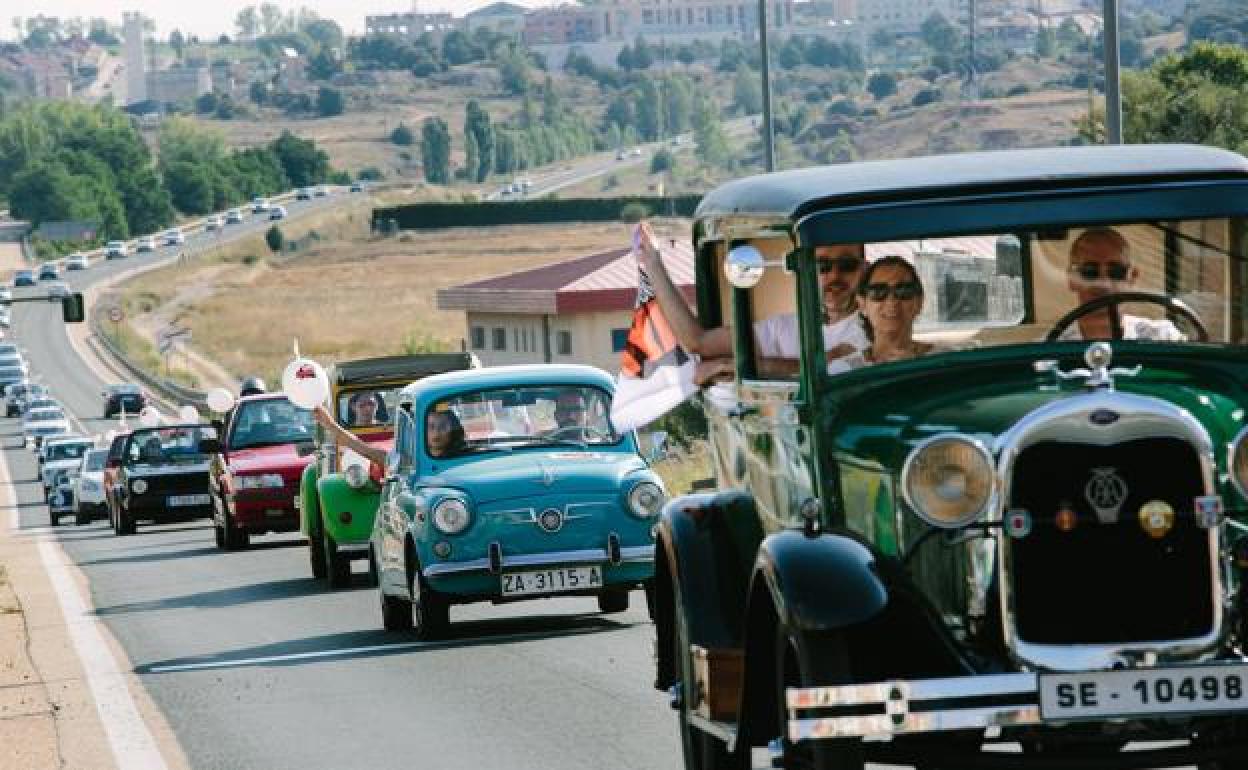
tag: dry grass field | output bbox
[120,216,690,386]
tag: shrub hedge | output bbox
[372,195,702,231]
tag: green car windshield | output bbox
[736,216,1248,380]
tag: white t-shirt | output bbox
[1058,314,1186,342]
[752,312,869,360]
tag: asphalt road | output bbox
[3,194,684,769]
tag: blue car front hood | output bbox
[421,449,647,506]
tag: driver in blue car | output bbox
[1062,227,1185,341]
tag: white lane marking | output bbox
[0,448,168,769]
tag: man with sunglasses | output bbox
[1063,227,1185,341]
[636,222,868,380]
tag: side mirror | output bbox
[197,437,222,454]
[645,430,670,464]
[396,491,420,516]
[295,442,318,457]
[724,244,768,289]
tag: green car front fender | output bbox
[317,474,381,547]
[300,463,321,539]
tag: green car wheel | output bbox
[324,526,350,588]
[308,525,327,579]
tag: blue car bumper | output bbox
[424,545,655,597]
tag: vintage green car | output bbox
[652,145,1248,768]
[300,353,474,586]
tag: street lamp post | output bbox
[758,0,776,172]
[1102,0,1123,143]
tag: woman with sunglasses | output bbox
[636,222,868,381]
[827,256,942,374]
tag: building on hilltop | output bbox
[465,2,529,39]
[437,243,694,372]
[365,11,459,42]
[525,5,603,45]
[593,0,796,41]
[145,66,211,107]
[123,11,147,105]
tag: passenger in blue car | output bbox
[426,408,466,458]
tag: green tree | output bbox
[634,77,662,140]
[464,100,494,183]
[650,148,674,174]
[663,75,694,134]
[390,123,414,146]
[164,160,216,215]
[170,29,185,59]
[1035,27,1057,58]
[316,86,344,116]
[733,62,762,115]
[541,75,561,123]
[271,130,330,186]
[498,50,531,95]
[265,224,284,254]
[421,116,452,184]
[1101,43,1248,154]
[920,12,959,53]
[866,72,897,100]
[692,95,729,167]
[308,49,340,80]
[235,6,258,39]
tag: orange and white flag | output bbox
[611,226,699,433]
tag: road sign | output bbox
[107,306,124,323]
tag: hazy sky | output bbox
[8,1,565,40]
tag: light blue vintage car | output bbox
[372,364,664,639]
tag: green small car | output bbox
[301,353,475,587]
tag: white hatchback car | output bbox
[23,407,70,449]
[73,448,110,525]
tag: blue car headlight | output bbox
[627,481,665,518]
[431,497,472,535]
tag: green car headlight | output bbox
[431,497,472,535]
[1229,427,1248,501]
[344,463,368,490]
[901,434,995,529]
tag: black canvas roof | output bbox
[332,353,475,387]
[695,144,1248,223]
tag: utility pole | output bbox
[1102,0,1123,143]
[758,0,776,172]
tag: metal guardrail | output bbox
[89,304,208,411]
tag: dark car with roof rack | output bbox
[651,144,1248,769]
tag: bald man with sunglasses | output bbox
[1062,228,1185,341]
[636,223,868,380]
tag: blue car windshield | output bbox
[126,426,217,465]
[427,385,618,457]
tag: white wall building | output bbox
[123,11,146,105]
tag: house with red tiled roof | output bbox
[436,243,694,372]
